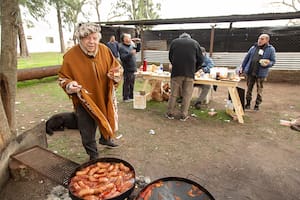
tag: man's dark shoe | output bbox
[176,97,183,104]
[254,105,259,111]
[213,85,218,91]
[165,113,174,120]
[245,104,251,109]
[194,102,202,110]
[99,137,119,148]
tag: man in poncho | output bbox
[58,23,123,160]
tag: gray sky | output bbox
[99,0,293,21]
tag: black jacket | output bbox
[169,37,203,78]
[119,43,141,73]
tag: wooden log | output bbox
[17,65,60,81]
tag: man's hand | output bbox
[259,59,270,67]
[131,49,137,55]
[66,81,82,94]
[108,66,123,82]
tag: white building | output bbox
[18,7,73,53]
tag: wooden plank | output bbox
[228,87,244,123]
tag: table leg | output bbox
[142,79,149,91]
[228,87,244,123]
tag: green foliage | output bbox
[19,0,48,20]
[17,52,63,69]
[109,0,161,21]
[61,0,91,31]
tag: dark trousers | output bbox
[122,72,135,100]
[246,75,265,106]
[75,104,98,159]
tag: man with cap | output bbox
[58,22,123,160]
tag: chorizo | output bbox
[123,171,134,181]
[78,188,95,197]
[88,166,99,176]
[88,175,99,182]
[76,166,92,176]
[107,164,115,172]
[96,168,107,174]
[83,195,100,200]
[119,162,130,172]
[104,186,121,199]
[96,162,110,168]
[108,171,119,177]
[72,175,89,182]
[78,180,89,189]
[98,177,109,183]
[119,180,133,193]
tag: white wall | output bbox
[19,7,73,53]
[24,23,61,52]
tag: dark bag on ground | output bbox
[228,87,245,110]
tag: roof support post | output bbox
[209,24,216,57]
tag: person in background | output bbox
[241,33,276,111]
[194,47,215,109]
[119,33,141,102]
[166,33,204,121]
[106,35,119,59]
[58,23,123,160]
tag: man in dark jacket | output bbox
[106,35,119,59]
[241,33,276,111]
[119,33,141,102]
[166,33,204,121]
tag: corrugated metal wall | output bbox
[101,25,300,52]
[144,26,300,52]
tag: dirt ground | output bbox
[1,79,300,200]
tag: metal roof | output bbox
[98,11,300,26]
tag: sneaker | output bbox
[180,115,189,122]
[254,105,259,111]
[99,137,119,148]
[245,104,251,109]
[165,113,174,120]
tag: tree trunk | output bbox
[95,0,101,22]
[17,5,29,57]
[56,4,65,53]
[0,0,18,147]
[17,65,60,81]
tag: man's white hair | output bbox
[74,22,102,40]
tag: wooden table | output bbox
[136,71,245,123]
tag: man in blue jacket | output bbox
[194,47,214,109]
[241,33,276,111]
[106,35,119,59]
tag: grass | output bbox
[17,76,58,88]
[18,52,63,69]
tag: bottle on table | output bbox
[143,58,147,71]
